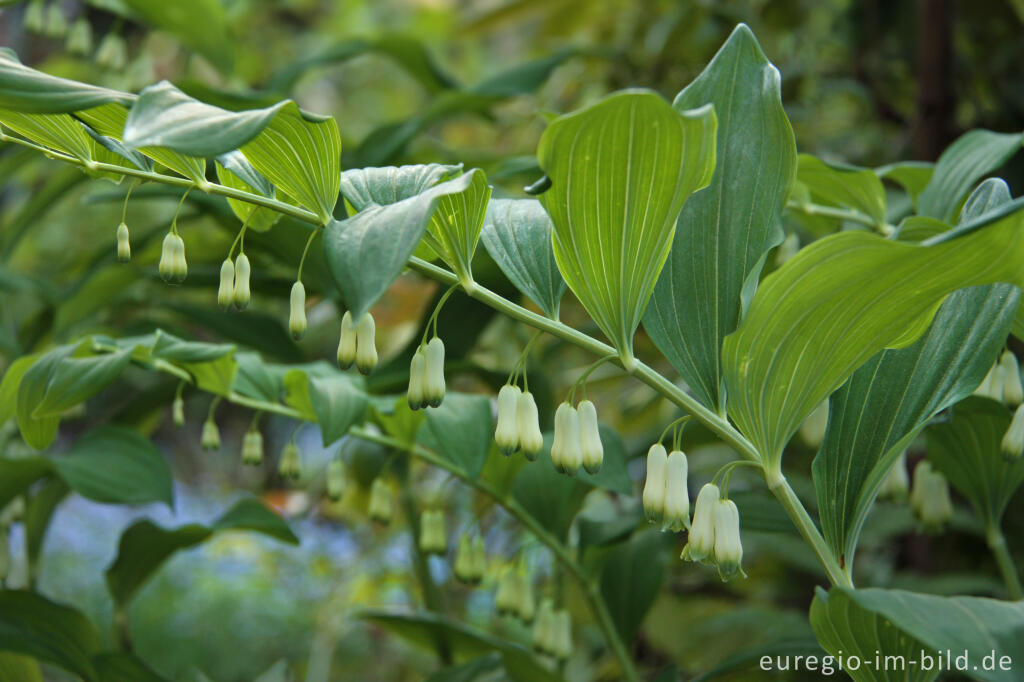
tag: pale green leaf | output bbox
[417,393,493,478]
[214,153,280,232]
[33,348,132,417]
[0,653,44,682]
[424,168,491,284]
[308,373,367,446]
[121,0,233,73]
[876,161,934,210]
[0,110,94,162]
[339,163,461,211]
[0,47,133,113]
[16,345,77,450]
[796,153,887,226]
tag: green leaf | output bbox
[917,129,1023,222]
[424,655,502,682]
[339,164,461,211]
[722,197,1024,462]
[644,25,793,408]
[23,479,68,572]
[33,347,132,417]
[796,153,887,226]
[813,586,1024,682]
[282,369,316,421]
[538,89,716,361]
[0,110,95,162]
[92,653,168,682]
[423,169,491,284]
[151,331,237,396]
[417,393,493,478]
[469,46,579,98]
[480,198,566,319]
[0,590,101,682]
[54,425,174,507]
[599,530,673,643]
[214,153,280,232]
[0,355,37,424]
[877,161,934,210]
[927,398,1024,527]
[121,0,234,73]
[324,172,484,319]
[232,352,284,403]
[0,48,133,112]
[211,497,299,545]
[308,374,368,446]
[0,458,52,510]
[17,345,77,450]
[0,653,43,682]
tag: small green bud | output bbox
[355,313,379,375]
[515,559,535,623]
[407,348,426,410]
[494,384,521,455]
[909,460,954,529]
[878,450,909,500]
[1000,351,1023,407]
[642,444,668,523]
[116,222,130,262]
[711,498,745,581]
[24,1,45,33]
[289,281,307,340]
[232,254,251,309]
[551,402,582,476]
[326,458,345,501]
[419,509,447,555]
[494,564,520,616]
[682,483,719,564]
[159,234,187,283]
[217,258,235,309]
[241,429,263,466]
[368,477,392,525]
[551,609,572,661]
[172,396,185,427]
[44,4,67,38]
[336,311,357,369]
[469,536,487,582]
[95,32,127,71]
[516,391,544,460]
[799,400,829,447]
[662,450,690,532]
[1003,404,1024,461]
[454,534,476,584]
[532,599,555,654]
[200,417,220,451]
[278,442,302,480]
[66,17,93,56]
[578,399,603,474]
[422,336,445,407]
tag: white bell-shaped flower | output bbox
[974,362,1004,400]
[355,313,379,375]
[551,402,582,476]
[551,609,572,661]
[494,384,521,455]
[158,233,177,281]
[1001,351,1023,407]
[578,399,603,474]
[337,311,358,369]
[232,253,251,309]
[495,564,520,616]
[200,417,220,451]
[407,348,427,410]
[516,391,544,460]
[217,258,235,308]
[116,222,130,262]
[910,461,954,529]
[326,457,345,501]
[532,599,555,654]
[278,442,302,480]
[682,483,719,564]
[368,478,392,525]
[289,281,307,340]
[662,450,690,532]
[712,498,745,581]
[1002,404,1024,460]
[241,429,263,466]
[423,336,446,407]
[642,444,668,523]
[878,451,909,500]
[454,534,476,584]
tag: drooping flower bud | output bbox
[200,417,220,451]
[355,313,379,375]
[423,337,446,407]
[532,599,555,654]
[551,402,582,476]
[158,233,177,282]
[407,348,427,410]
[172,395,185,427]
[241,429,263,466]
[368,477,392,525]
[551,609,573,661]
[173,235,187,282]
[642,444,668,523]
[1002,404,1024,461]
[682,483,719,564]
[66,17,93,56]
[278,442,302,480]
[974,362,1003,400]
[1001,351,1023,407]
[217,258,235,308]
[326,457,345,501]
[774,232,799,267]
[578,399,603,474]
[116,222,130,262]
[516,391,544,460]
[44,4,67,38]
[454,534,477,584]
[95,32,127,71]
[494,384,522,455]
[662,450,690,532]
[712,498,746,581]
[232,254,251,309]
[515,559,535,623]
[289,281,307,340]
[495,564,520,616]
[878,451,909,500]
[24,1,45,33]
[909,461,953,529]
[336,311,357,369]
[470,537,487,582]
[799,400,829,448]
[419,509,447,555]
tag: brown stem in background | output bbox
[912,0,956,160]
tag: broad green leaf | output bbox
[796,154,887,226]
[54,425,174,507]
[0,110,94,162]
[252,660,289,682]
[424,655,502,682]
[214,152,280,232]
[33,348,132,417]
[876,161,934,210]
[211,497,300,545]
[92,653,168,682]
[538,89,716,361]
[470,46,579,98]
[122,0,233,73]
[644,25,792,408]
[813,587,1024,682]
[282,369,317,421]
[417,393,493,478]
[480,199,566,319]
[599,529,673,643]
[917,129,1023,222]
[0,458,52,510]
[151,331,237,396]
[0,355,36,424]
[722,197,1024,462]
[0,590,101,682]
[308,374,367,446]
[232,352,284,403]
[16,345,77,450]
[0,48,132,112]
[23,479,68,573]
[82,124,154,171]
[324,172,483,319]
[576,423,632,495]
[512,437,590,540]
[339,164,461,211]
[0,653,43,682]
[927,398,1024,528]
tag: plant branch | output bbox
[986,523,1023,600]
[785,199,895,237]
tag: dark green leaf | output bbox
[418,393,493,478]
[16,345,77,450]
[23,479,68,572]
[796,153,887,226]
[339,164,461,211]
[423,654,502,682]
[0,48,132,113]
[0,590,101,682]
[92,653,168,682]
[33,347,132,417]
[470,47,578,97]
[121,0,234,73]
[308,374,367,446]
[0,458,52,511]
[212,496,299,545]
[599,530,673,643]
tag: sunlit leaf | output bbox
[796,154,887,226]
[0,48,132,113]
[308,373,368,446]
[33,348,132,417]
[424,168,491,284]
[339,164,461,212]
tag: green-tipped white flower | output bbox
[662,450,690,532]
[516,391,544,460]
[551,609,572,661]
[44,4,67,38]
[775,232,799,267]
[279,442,302,480]
[66,17,93,55]
[495,564,520,616]
[682,483,719,564]
[289,281,307,340]
[494,384,521,455]
[974,362,1003,400]
[799,400,829,447]
[642,444,668,523]
[578,399,603,474]
[159,233,187,283]
[407,348,426,410]
[454,534,479,584]
[909,461,953,529]
[326,458,345,501]
[337,311,357,369]
[1001,351,1023,407]
[419,509,447,555]
[355,313,379,375]
[172,396,185,427]
[551,402,582,476]
[217,258,235,308]
[24,1,45,33]
[200,417,220,451]
[241,429,263,466]
[878,451,909,500]
[532,599,555,653]
[116,222,130,262]
[1003,404,1024,461]
[516,567,535,623]
[470,537,487,581]
[95,32,127,70]
[712,498,746,581]
[232,254,251,309]
[422,337,445,407]
[368,478,392,525]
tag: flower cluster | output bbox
[494,385,544,460]
[495,560,535,623]
[642,444,689,531]
[336,311,379,375]
[407,337,447,409]
[909,460,953,530]
[453,534,487,584]
[550,400,603,475]
[681,483,746,581]
[532,600,572,661]
[368,477,392,525]
[418,509,447,555]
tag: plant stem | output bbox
[986,523,1023,600]
[785,199,895,236]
